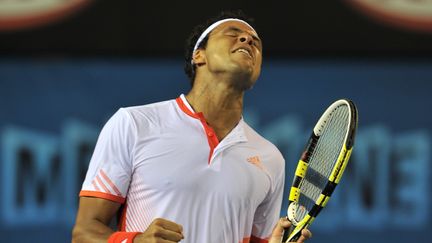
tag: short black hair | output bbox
[184,10,255,86]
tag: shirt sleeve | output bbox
[251,157,285,241]
[79,108,137,204]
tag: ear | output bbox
[192,49,206,66]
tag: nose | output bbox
[238,33,253,45]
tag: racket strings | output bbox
[295,105,350,221]
[310,106,349,177]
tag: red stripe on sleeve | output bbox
[79,190,125,204]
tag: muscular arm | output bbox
[72,197,184,243]
[72,197,121,243]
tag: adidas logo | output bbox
[247,156,264,170]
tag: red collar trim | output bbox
[175,95,220,164]
[176,96,198,118]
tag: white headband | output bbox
[192,18,256,63]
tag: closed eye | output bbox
[225,32,239,38]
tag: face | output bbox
[194,21,263,90]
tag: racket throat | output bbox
[283,202,302,242]
[281,223,301,243]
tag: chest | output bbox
[131,127,272,206]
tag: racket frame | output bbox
[283,99,358,242]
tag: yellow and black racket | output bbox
[282,99,358,242]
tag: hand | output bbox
[134,218,184,243]
[268,217,312,243]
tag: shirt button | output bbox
[207,131,214,137]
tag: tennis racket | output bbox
[282,99,358,242]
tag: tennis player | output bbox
[72,11,312,243]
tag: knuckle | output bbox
[153,218,162,224]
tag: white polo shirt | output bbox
[80,94,285,243]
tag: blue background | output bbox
[0,58,431,242]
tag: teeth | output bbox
[237,49,251,57]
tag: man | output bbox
[72,11,312,243]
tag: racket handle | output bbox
[281,224,300,243]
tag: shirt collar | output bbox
[179,94,195,115]
[176,94,248,144]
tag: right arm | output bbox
[72,197,121,242]
[72,197,184,243]
[73,110,183,242]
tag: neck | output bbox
[185,76,245,140]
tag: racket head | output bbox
[283,99,358,242]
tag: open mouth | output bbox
[235,48,253,59]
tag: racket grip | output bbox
[281,223,299,243]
